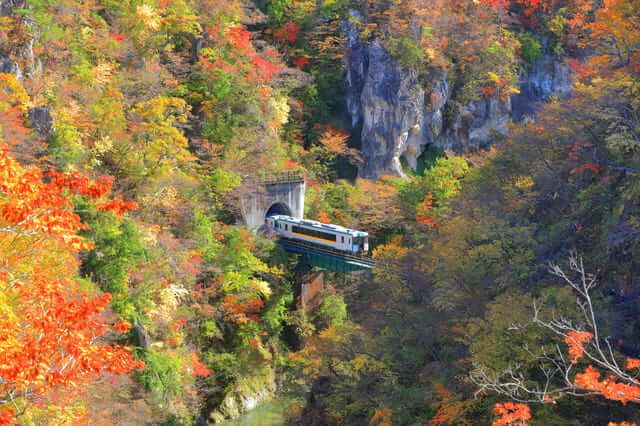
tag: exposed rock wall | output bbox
[1,0,38,78]
[0,0,27,17]
[345,21,572,179]
[344,11,368,128]
[359,40,424,178]
[0,56,22,79]
[512,49,572,120]
[437,96,512,152]
[0,1,24,80]
[28,106,54,139]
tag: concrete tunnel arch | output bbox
[265,202,292,218]
[240,176,305,230]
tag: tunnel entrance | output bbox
[265,202,292,218]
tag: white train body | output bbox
[266,215,369,255]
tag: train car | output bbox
[266,215,369,255]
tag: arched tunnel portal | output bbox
[240,173,305,231]
[265,202,292,218]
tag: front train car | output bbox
[266,215,369,255]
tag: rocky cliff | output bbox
[511,39,573,120]
[1,0,51,160]
[357,39,424,178]
[345,21,572,179]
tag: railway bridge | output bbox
[240,170,373,272]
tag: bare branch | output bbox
[472,253,640,405]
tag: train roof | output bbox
[269,215,368,237]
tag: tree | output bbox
[364,0,521,102]
[473,253,640,424]
[125,96,194,182]
[349,175,404,239]
[0,144,143,423]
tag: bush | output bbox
[315,295,348,328]
[386,37,425,69]
[139,350,184,400]
[81,214,146,318]
[519,32,542,64]
[259,0,293,24]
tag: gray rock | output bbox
[1,0,27,17]
[240,0,268,27]
[343,11,367,128]
[437,96,511,151]
[405,72,449,169]
[346,26,572,178]
[359,40,425,179]
[28,106,54,139]
[272,66,313,90]
[0,56,22,80]
[133,319,151,350]
[345,11,513,179]
[1,1,38,78]
[512,41,573,120]
[208,372,277,424]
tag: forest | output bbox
[0,0,639,424]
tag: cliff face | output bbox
[345,23,572,179]
[1,0,50,160]
[358,40,424,178]
[1,0,37,79]
[344,11,368,129]
[512,46,573,120]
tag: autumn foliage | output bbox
[431,384,465,425]
[0,148,136,249]
[318,125,350,155]
[564,330,594,364]
[492,402,532,426]
[416,193,438,228]
[0,145,143,423]
[566,330,640,406]
[274,22,301,44]
[573,366,640,405]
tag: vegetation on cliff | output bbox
[0,0,638,424]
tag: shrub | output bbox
[519,32,542,64]
[259,0,293,24]
[386,37,425,69]
[315,295,348,328]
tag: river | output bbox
[220,397,305,426]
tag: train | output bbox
[266,215,369,255]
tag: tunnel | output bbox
[265,202,292,218]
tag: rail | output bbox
[258,170,305,185]
[277,237,375,268]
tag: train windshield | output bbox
[354,236,369,253]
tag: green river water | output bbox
[220,397,305,426]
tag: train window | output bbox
[292,225,337,242]
[341,236,344,243]
[285,224,288,231]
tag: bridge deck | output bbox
[277,237,375,271]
